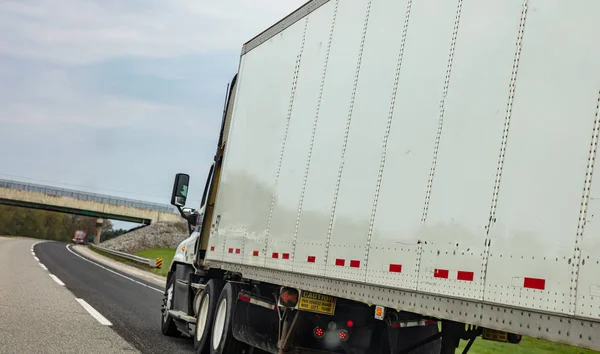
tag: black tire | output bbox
[194,279,225,354]
[161,272,180,337]
[210,282,248,354]
[508,333,522,344]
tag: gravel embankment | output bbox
[100,221,188,254]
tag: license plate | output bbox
[298,290,336,315]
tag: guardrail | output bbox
[90,244,162,268]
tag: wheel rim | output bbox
[196,292,210,341]
[212,298,228,349]
[163,284,173,322]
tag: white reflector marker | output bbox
[39,263,48,271]
[76,298,112,326]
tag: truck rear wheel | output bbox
[211,282,248,354]
[194,279,224,354]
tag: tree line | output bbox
[0,205,124,242]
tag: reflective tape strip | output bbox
[238,293,276,311]
[389,264,402,273]
[434,269,449,279]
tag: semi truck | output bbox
[160,0,600,353]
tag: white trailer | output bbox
[161,0,600,353]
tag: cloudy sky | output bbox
[0,0,306,225]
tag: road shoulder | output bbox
[72,245,166,289]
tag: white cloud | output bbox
[0,0,307,64]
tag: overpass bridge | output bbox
[0,179,181,226]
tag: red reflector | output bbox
[252,250,259,257]
[314,327,324,338]
[335,259,345,266]
[228,248,233,254]
[424,320,438,326]
[350,260,360,268]
[235,248,241,254]
[389,264,402,273]
[282,253,290,260]
[238,294,251,303]
[346,320,354,328]
[210,246,215,251]
[272,252,279,259]
[434,269,449,279]
[307,256,316,263]
[524,277,546,290]
[457,271,474,281]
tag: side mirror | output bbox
[171,173,190,207]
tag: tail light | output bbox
[314,326,325,338]
[338,330,349,342]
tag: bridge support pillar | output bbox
[94,218,104,244]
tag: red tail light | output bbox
[338,330,349,341]
[314,326,324,338]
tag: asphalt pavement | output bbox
[33,241,193,354]
[0,237,138,353]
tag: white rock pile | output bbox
[100,221,188,254]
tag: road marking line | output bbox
[39,263,48,271]
[34,256,39,262]
[76,298,112,326]
[31,251,35,256]
[65,245,163,293]
[49,274,65,286]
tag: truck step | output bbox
[168,310,196,324]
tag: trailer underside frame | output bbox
[206,260,600,351]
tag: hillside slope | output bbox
[101,221,188,253]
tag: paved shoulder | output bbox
[0,237,138,354]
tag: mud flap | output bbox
[232,293,280,353]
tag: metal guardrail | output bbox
[90,244,162,268]
[0,178,178,214]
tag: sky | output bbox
[0,0,306,228]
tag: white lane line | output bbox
[49,273,65,286]
[76,298,113,326]
[39,263,48,271]
[31,251,35,256]
[65,245,163,293]
[33,256,39,262]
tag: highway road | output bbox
[0,237,193,354]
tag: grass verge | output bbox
[457,334,598,353]
[89,246,175,277]
[134,248,175,277]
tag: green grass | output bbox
[134,248,175,277]
[457,335,598,353]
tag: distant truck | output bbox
[160,1,600,353]
[72,230,88,245]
